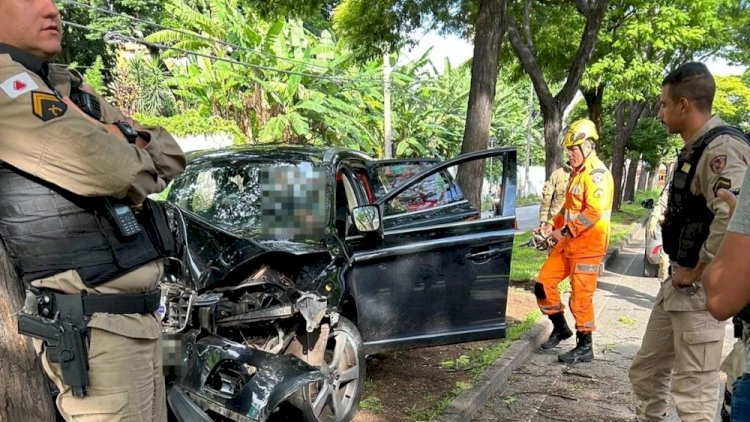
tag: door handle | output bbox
[465,247,509,262]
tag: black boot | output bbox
[558,331,594,363]
[540,312,573,350]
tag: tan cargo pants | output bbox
[32,262,167,422]
[629,281,726,422]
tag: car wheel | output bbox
[643,255,659,278]
[300,316,364,422]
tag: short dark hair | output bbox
[661,62,715,113]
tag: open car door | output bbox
[345,148,517,354]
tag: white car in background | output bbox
[641,197,665,278]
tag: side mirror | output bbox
[641,198,654,209]
[351,205,383,237]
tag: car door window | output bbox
[373,153,510,230]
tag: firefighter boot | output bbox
[558,331,594,364]
[540,312,573,350]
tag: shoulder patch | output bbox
[1,72,38,98]
[31,91,67,121]
[709,155,727,174]
[590,168,605,184]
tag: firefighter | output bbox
[534,119,614,364]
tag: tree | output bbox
[505,0,610,179]
[333,0,507,209]
[59,0,167,67]
[0,244,57,421]
[714,75,750,131]
[579,0,738,210]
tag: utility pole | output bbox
[383,53,393,158]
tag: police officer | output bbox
[705,186,750,421]
[628,62,750,422]
[0,0,185,420]
[538,162,571,228]
[534,119,614,364]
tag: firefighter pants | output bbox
[628,297,725,422]
[535,246,602,332]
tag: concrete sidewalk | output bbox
[438,225,736,422]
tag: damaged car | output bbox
[160,145,518,421]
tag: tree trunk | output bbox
[638,163,649,191]
[647,169,657,190]
[0,244,57,421]
[457,0,506,210]
[611,100,647,211]
[540,103,564,178]
[581,84,605,132]
[506,0,609,180]
[624,153,639,202]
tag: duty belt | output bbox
[35,289,161,329]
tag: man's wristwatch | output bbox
[561,225,572,238]
[115,120,139,144]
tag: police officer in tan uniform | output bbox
[628,62,750,421]
[0,0,185,420]
[538,163,571,228]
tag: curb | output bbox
[435,214,649,422]
[435,321,551,422]
[602,215,648,271]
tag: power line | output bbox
[62,19,384,86]
[59,0,336,73]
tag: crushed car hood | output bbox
[169,204,329,291]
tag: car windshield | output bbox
[167,158,328,239]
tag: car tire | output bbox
[643,256,659,278]
[299,316,365,422]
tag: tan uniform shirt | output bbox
[539,166,570,224]
[0,52,186,338]
[659,115,750,311]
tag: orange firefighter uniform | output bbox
[535,153,614,332]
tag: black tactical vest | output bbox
[662,126,750,267]
[0,165,159,286]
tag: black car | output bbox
[160,145,517,421]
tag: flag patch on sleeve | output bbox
[1,72,38,98]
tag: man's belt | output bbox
[37,289,161,325]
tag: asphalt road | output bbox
[516,204,540,232]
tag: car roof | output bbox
[185,144,376,167]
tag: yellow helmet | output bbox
[562,119,599,148]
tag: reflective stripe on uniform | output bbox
[540,304,564,312]
[575,263,599,273]
[577,214,593,228]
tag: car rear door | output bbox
[345,149,517,354]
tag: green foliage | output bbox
[628,118,681,166]
[109,51,177,116]
[58,0,167,67]
[82,56,106,93]
[333,0,473,60]
[715,75,750,131]
[133,109,246,142]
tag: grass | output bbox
[406,310,542,422]
[517,195,541,207]
[618,315,637,325]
